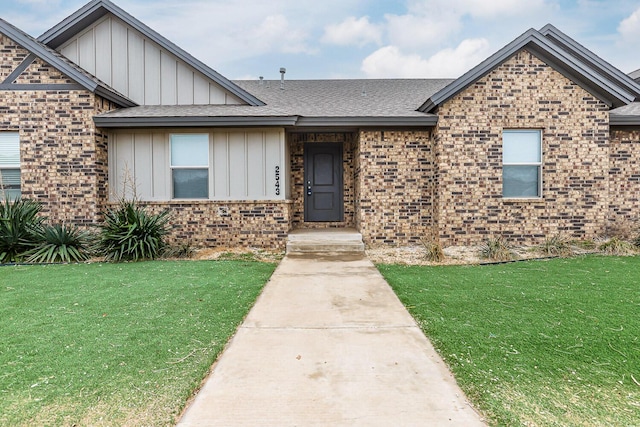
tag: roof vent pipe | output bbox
[259,76,264,85]
[280,67,286,90]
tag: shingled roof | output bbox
[94,79,453,128]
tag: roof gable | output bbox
[419,26,640,113]
[0,17,135,107]
[38,0,264,106]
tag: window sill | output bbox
[502,197,543,202]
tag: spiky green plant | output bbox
[0,197,44,263]
[27,223,94,263]
[98,200,170,262]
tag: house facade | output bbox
[1,0,640,250]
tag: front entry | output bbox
[304,143,343,222]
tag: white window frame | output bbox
[169,133,210,200]
[502,129,542,199]
[0,132,21,200]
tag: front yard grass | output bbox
[1,260,276,426]
[378,256,640,426]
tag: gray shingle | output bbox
[96,79,454,122]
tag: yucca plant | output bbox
[0,197,44,263]
[599,236,635,255]
[27,223,94,263]
[480,236,516,261]
[421,238,445,262]
[98,200,170,262]
[539,234,573,257]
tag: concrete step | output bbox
[286,228,365,254]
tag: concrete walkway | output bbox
[177,254,486,426]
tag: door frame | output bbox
[303,142,344,222]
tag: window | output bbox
[502,130,542,198]
[0,132,20,200]
[170,134,209,199]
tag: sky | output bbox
[4,0,640,81]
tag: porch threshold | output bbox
[286,228,365,255]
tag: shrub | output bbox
[599,237,635,255]
[421,238,444,262]
[540,234,573,257]
[27,223,94,263]
[480,236,516,261]
[0,197,44,263]
[98,200,170,262]
[162,241,195,259]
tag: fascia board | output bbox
[0,19,98,91]
[93,116,299,128]
[540,24,640,99]
[296,116,438,127]
[610,115,640,126]
[419,28,635,113]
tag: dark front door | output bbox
[304,143,343,222]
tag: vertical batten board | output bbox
[78,30,95,75]
[226,93,243,105]
[133,133,153,199]
[209,84,226,104]
[128,31,145,104]
[246,132,265,198]
[60,40,78,64]
[94,18,112,85]
[160,52,177,104]
[213,132,229,198]
[228,133,247,198]
[151,133,169,200]
[194,74,210,104]
[177,62,194,105]
[53,14,244,106]
[265,130,283,199]
[113,133,135,200]
[144,42,161,105]
[111,19,128,95]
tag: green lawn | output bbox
[1,260,276,426]
[379,256,640,427]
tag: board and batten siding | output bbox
[109,129,287,201]
[59,14,243,106]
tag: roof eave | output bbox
[610,115,640,126]
[94,115,299,128]
[540,24,640,99]
[94,85,137,107]
[0,19,98,91]
[39,0,265,107]
[419,28,636,113]
[296,116,438,127]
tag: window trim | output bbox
[169,133,210,200]
[0,132,21,200]
[502,129,542,199]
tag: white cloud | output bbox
[361,38,490,78]
[618,7,640,41]
[322,16,382,47]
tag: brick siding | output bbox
[435,50,610,246]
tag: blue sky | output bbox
[4,0,640,80]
